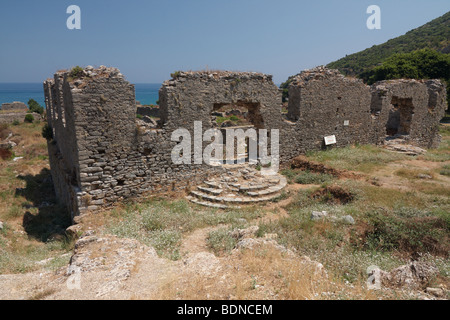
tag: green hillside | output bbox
[327,11,450,76]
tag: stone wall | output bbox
[280,68,373,160]
[370,79,446,148]
[43,66,447,220]
[1,101,28,112]
[0,112,42,124]
[136,105,160,118]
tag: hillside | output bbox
[327,11,450,76]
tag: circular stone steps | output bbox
[186,166,287,209]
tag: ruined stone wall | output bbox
[43,66,447,220]
[0,101,40,125]
[44,67,226,219]
[0,112,41,124]
[136,105,160,118]
[0,101,28,112]
[159,71,282,132]
[370,79,447,148]
[281,68,373,160]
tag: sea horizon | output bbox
[0,82,162,108]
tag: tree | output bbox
[27,99,44,115]
[362,49,450,112]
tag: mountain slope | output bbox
[327,11,450,76]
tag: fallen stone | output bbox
[66,224,83,238]
[375,261,439,290]
[311,211,328,221]
[341,215,355,225]
[231,226,259,239]
[0,221,3,230]
[425,287,446,298]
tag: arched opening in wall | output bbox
[211,102,264,129]
[386,97,414,136]
[211,102,264,164]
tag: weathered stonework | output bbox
[0,112,42,124]
[43,66,447,221]
[0,101,41,124]
[1,101,28,112]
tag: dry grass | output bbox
[151,244,380,300]
[0,122,72,274]
[27,288,57,300]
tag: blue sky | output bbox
[0,0,449,84]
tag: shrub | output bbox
[24,114,34,123]
[70,66,84,79]
[353,210,449,256]
[170,71,181,79]
[42,123,53,140]
[12,120,20,126]
[27,99,44,115]
[207,228,238,256]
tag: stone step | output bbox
[238,184,268,192]
[245,176,287,197]
[186,196,229,209]
[197,186,223,195]
[204,181,222,189]
[190,189,282,205]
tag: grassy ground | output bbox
[0,121,73,274]
[0,121,448,299]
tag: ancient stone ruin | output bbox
[1,101,28,112]
[43,66,447,220]
[0,101,42,124]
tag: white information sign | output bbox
[324,135,337,146]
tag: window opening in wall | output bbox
[386,97,414,136]
[211,102,264,129]
[210,101,264,164]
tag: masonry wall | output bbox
[281,68,374,160]
[370,79,447,148]
[159,71,282,133]
[0,112,41,125]
[1,101,28,111]
[43,66,447,220]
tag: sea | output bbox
[0,83,161,108]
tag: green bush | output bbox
[42,123,53,140]
[355,210,448,255]
[24,114,34,123]
[170,71,181,78]
[70,66,84,79]
[206,227,238,255]
[27,99,44,115]
[12,120,20,126]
